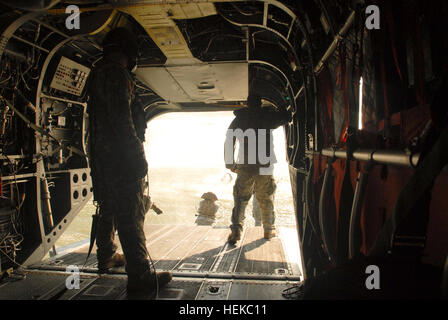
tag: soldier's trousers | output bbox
[252,193,262,226]
[230,168,276,233]
[95,178,150,277]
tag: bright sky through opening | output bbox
[144,111,289,172]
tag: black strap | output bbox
[83,204,99,268]
[336,129,357,265]
[336,158,354,265]
[370,126,448,257]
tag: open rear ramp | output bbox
[4,225,301,300]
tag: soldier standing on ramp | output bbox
[87,27,171,297]
[224,94,290,244]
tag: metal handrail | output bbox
[321,148,420,168]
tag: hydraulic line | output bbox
[318,160,336,265]
[41,177,54,229]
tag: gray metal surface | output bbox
[9,225,302,300]
[31,225,301,279]
[136,62,249,103]
[227,281,294,300]
[321,148,420,167]
[0,268,299,300]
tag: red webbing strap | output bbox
[336,45,350,144]
[384,3,404,82]
[379,55,390,139]
[319,69,334,146]
[333,160,345,226]
[411,5,427,108]
[336,157,354,265]
[322,70,333,122]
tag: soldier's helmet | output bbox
[201,192,218,202]
[102,27,138,69]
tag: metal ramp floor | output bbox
[0,225,302,300]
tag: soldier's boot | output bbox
[98,253,126,273]
[127,270,172,299]
[264,229,276,240]
[227,229,242,245]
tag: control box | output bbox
[50,56,90,96]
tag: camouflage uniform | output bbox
[231,168,277,233]
[252,192,262,226]
[87,58,150,277]
[225,105,289,235]
[252,191,276,226]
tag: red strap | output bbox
[384,3,404,82]
[413,22,426,107]
[338,46,350,144]
[318,69,335,146]
[380,58,390,135]
[322,71,333,121]
[403,2,426,107]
